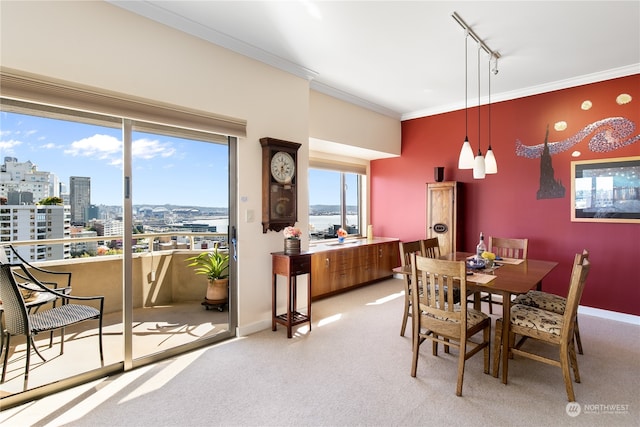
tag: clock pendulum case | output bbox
[260,137,302,233]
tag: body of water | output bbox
[188,215,359,236]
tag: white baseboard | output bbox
[578,305,640,325]
[237,319,272,337]
[393,274,640,325]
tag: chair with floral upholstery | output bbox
[492,253,590,402]
[512,249,588,354]
[410,254,491,396]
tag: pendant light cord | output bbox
[477,44,481,155]
[465,30,468,140]
[488,54,492,149]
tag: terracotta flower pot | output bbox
[206,278,229,302]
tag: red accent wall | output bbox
[371,75,640,316]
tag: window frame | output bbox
[308,158,367,242]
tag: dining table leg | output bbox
[501,290,511,384]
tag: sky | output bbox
[0,111,229,207]
[0,110,358,208]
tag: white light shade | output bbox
[458,139,474,169]
[485,147,498,174]
[473,153,486,179]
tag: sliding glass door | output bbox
[0,100,236,402]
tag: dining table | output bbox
[393,251,558,384]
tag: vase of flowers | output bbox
[283,226,302,254]
[337,227,348,243]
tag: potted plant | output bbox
[185,246,229,302]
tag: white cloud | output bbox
[132,138,176,160]
[63,134,176,165]
[0,139,23,154]
[40,142,61,149]
[65,134,121,157]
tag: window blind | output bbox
[0,68,247,139]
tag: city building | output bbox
[0,204,70,261]
[69,176,90,225]
[0,157,53,203]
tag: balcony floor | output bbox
[1,301,229,396]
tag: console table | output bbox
[271,251,312,338]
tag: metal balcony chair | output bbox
[0,263,104,391]
[0,244,73,349]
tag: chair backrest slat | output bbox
[421,237,441,259]
[400,240,423,267]
[489,237,529,259]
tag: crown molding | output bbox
[402,64,640,121]
[108,1,318,82]
[310,81,401,120]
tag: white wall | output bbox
[309,90,401,156]
[0,0,400,335]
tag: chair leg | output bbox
[31,337,47,362]
[400,297,409,337]
[456,340,467,396]
[488,293,494,315]
[492,319,502,378]
[483,324,490,375]
[1,333,10,384]
[560,344,576,402]
[98,317,104,365]
[574,318,584,355]
[23,334,31,391]
[568,342,580,383]
[411,331,420,377]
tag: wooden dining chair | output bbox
[399,240,424,337]
[420,237,440,258]
[492,253,590,402]
[410,254,491,396]
[512,249,588,354]
[480,237,529,314]
[0,263,104,391]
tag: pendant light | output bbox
[473,44,485,179]
[484,54,498,174]
[458,30,474,169]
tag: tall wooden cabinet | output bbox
[426,181,463,255]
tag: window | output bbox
[0,70,244,402]
[308,167,363,241]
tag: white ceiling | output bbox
[110,1,639,122]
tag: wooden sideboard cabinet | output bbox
[309,238,399,299]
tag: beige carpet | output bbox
[1,278,638,426]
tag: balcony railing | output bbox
[7,232,227,314]
[1,232,230,398]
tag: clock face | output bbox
[270,151,295,184]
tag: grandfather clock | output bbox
[260,137,301,233]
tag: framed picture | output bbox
[571,156,640,223]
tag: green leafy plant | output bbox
[185,247,229,280]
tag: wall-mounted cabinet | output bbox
[309,238,399,299]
